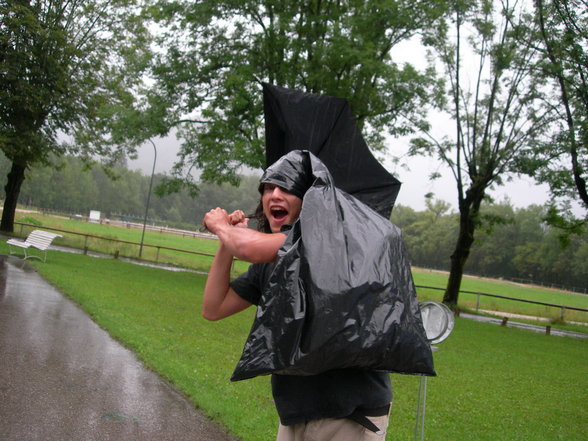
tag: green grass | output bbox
[17,249,588,441]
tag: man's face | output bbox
[261,183,303,233]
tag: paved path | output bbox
[0,255,239,441]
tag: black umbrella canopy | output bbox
[263,83,401,219]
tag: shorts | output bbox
[276,414,389,441]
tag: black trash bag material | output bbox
[231,150,435,381]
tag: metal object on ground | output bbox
[419,301,455,345]
[414,301,455,441]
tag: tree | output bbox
[0,0,151,232]
[513,0,587,238]
[397,197,457,270]
[12,151,264,227]
[410,0,554,307]
[466,202,517,278]
[146,0,448,191]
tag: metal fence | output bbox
[13,222,217,263]
[416,285,588,322]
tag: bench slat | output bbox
[6,238,31,249]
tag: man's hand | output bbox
[228,210,249,228]
[203,208,249,234]
[203,206,284,263]
[203,208,229,235]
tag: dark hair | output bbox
[251,198,272,233]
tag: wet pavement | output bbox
[0,255,239,441]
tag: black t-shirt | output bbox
[230,262,392,426]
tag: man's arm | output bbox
[201,208,286,321]
[203,208,286,263]
[202,242,251,321]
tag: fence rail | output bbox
[13,222,217,262]
[416,285,588,321]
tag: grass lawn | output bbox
[16,248,588,441]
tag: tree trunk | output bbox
[443,221,475,308]
[1,162,26,233]
[443,193,483,308]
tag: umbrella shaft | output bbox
[414,376,427,441]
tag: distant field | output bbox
[7,210,588,328]
[413,268,588,327]
[10,211,250,274]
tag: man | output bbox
[202,151,391,441]
[201,182,301,319]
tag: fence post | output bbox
[476,295,481,313]
[560,307,565,322]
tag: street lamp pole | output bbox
[139,139,157,258]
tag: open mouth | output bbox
[270,207,289,222]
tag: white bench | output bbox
[7,230,62,262]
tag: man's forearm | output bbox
[214,224,286,263]
[204,207,285,263]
